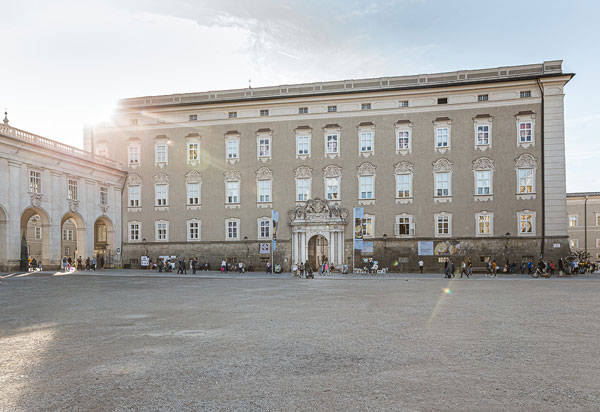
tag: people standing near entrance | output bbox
[491,260,497,277]
[85,257,90,270]
[266,261,272,274]
[444,258,450,278]
[238,261,243,273]
[299,261,305,278]
[92,256,97,271]
[324,261,329,275]
[451,260,456,278]
[100,255,105,269]
[418,260,424,274]
[77,256,82,270]
[191,258,197,274]
[467,259,473,277]
[62,256,68,272]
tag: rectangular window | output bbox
[569,239,578,248]
[477,215,491,235]
[435,173,450,196]
[359,176,374,199]
[130,119,138,126]
[327,105,337,112]
[436,216,449,235]
[362,217,373,237]
[129,223,139,241]
[67,179,78,200]
[155,184,168,206]
[62,229,73,241]
[35,226,42,240]
[396,174,411,198]
[226,181,239,203]
[296,178,310,201]
[568,216,578,227]
[100,187,108,205]
[128,146,140,165]
[360,132,373,152]
[65,247,70,256]
[297,135,309,155]
[436,128,449,148]
[326,134,339,154]
[188,143,199,161]
[156,144,167,163]
[519,122,532,143]
[228,111,237,118]
[397,130,410,150]
[361,103,371,110]
[128,186,140,207]
[298,107,308,114]
[260,109,269,116]
[189,114,197,121]
[188,221,200,240]
[227,221,238,239]
[478,94,489,101]
[476,171,491,195]
[187,183,200,205]
[519,214,533,234]
[156,222,168,241]
[520,90,531,98]
[258,180,271,203]
[259,220,270,239]
[477,125,489,145]
[399,100,409,107]
[227,140,239,159]
[518,169,534,193]
[396,216,414,236]
[29,171,41,193]
[437,97,448,104]
[326,177,340,200]
[259,138,271,157]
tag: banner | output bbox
[362,241,373,253]
[259,242,271,254]
[353,207,364,251]
[271,210,279,252]
[434,241,462,256]
[418,241,434,256]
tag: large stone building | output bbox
[88,61,573,271]
[567,192,600,262]
[0,117,126,271]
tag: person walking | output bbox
[467,259,473,277]
[451,260,456,278]
[92,256,97,271]
[460,260,469,278]
[191,258,197,274]
[444,258,450,278]
[418,260,424,274]
[491,260,497,277]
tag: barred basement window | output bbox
[260,109,269,116]
[399,100,409,107]
[327,105,337,112]
[299,107,308,114]
[437,98,448,104]
[520,90,531,98]
[361,103,371,110]
[398,257,409,263]
[189,114,197,121]
[478,94,488,102]
[228,111,237,118]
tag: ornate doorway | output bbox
[308,235,328,270]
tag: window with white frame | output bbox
[326,133,339,155]
[569,239,578,248]
[187,220,200,241]
[360,131,373,153]
[515,154,537,197]
[226,219,240,240]
[396,174,411,198]
[361,103,371,110]
[187,183,200,205]
[436,128,449,148]
[128,145,140,166]
[327,105,337,112]
[189,114,197,121]
[35,226,42,239]
[434,118,451,152]
[399,100,409,107]
[476,213,493,236]
[326,177,340,200]
[128,222,140,241]
[297,135,310,156]
[226,181,240,204]
[67,179,78,200]
[519,122,532,143]
[29,170,41,193]
[155,221,168,241]
[155,184,168,206]
[65,247,70,256]
[476,171,491,195]
[596,238,600,248]
[188,142,199,163]
[435,214,451,237]
[258,218,271,239]
[395,215,414,236]
[397,130,410,151]
[569,215,578,227]
[518,212,535,235]
[296,178,310,201]
[298,107,308,114]
[518,169,534,193]
[227,139,239,160]
[62,229,74,241]
[516,112,535,147]
[362,215,374,237]
[435,172,450,196]
[100,187,108,205]
[359,176,374,199]
[258,137,271,158]
[477,125,490,145]
[258,179,271,203]
[128,185,140,207]
[155,142,167,164]
[520,90,531,98]
[260,109,269,116]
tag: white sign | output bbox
[259,242,271,254]
[116,247,121,254]
[140,256,150,267]
[418,241,434,256]
[553,243,561,248]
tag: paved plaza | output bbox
[1,271,599,411]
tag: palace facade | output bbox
[88,61,574,271]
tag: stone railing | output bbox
[0,124,123,170]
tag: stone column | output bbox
[337,231,343,266]
[329,230,335,265]
[301,232,306,263]
[292,231,298,263]
[7,160,22,268]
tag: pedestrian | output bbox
[444,258,450,278]
[221,259,227,273]
[460,260,469,278]
[192,258,197,274]
[558,258,564,275]
[324,261,329,275]
[299,261,305,278]
[38,260,43,271]
[451,260,456,278]
[238,261,243,273]
[62,256,67,272]
[92,256,97,271]
[550,260,555,276]
[527,260,533,275]
[418,260,424,274]
[266,261,272,274]
[486,261,491,277]
[467,259,473,277]
[491,260,497,277]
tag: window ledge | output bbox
[395,197,413,205]
[155,161,168,169]
[225,238,241,242]
[474,195,493,202]
[155,206,169,212]
[476,144,491,151]
[258,156,271,163]
[186,239,201,242]
[297,154,311,161]
[395,234,415,238]
[435,147,450,154]
[225,203,240,209]
[226,158,239,165]
[358,199,375,205]
[434,196,452,203]
[396,149,411,156]
[187,205,201,211]
[187,160,200,167]
[517,193,536,200]
[129,163,139,169]
[434,234,452,238]
[518,232,536,237]
[476,233,493,238]
[128,207,142,213]
[326,153,339,159]
[359,151,374,158]
[518,142,534,149]
[257,202,273,208]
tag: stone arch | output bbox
[60,211,87,262]
[94,215,115,268]
[20,206,52,268]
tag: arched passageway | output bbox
[94,216,115,268]
[20,207,51,269]
[308,235,329,270]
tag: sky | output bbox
[1,0,598,191]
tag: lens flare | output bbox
[393,260,399,267]
[444,288,452,294]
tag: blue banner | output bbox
[353,207,364,251]
[271,210,279,252]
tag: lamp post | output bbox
[142,238,147,270]
[244,236,249,259]
[382,233,387,271]
[504,232,510,266]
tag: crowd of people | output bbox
[60,255,104,272]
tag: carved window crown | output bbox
[357,162,376,176]
[224,169,241,182]
[323,165,342,178]
[295,166,312,178]
[185,170,202,184]
[472,157,495,171]
[256,166,273,180]
[126,173,142,186]
[153,173,170,184]
[515,153,537,168]
[394,161,414,174]
[432,158,454,173]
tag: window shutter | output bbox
[409,223,416,235]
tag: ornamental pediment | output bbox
[288,197,349,224]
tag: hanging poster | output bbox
[353,207,364,251]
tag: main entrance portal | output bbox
[308,235,328,269]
